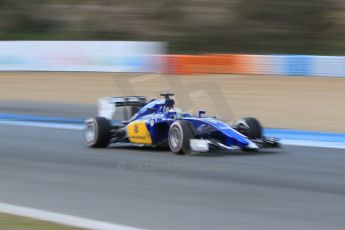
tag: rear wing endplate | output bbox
[98,96,146,120]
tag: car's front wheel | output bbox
[168,120,194,155]
[234,117,263,139]
[83,117,111,148]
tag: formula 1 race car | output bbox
[83,93,280,154]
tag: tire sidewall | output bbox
[83,117,110,148]
[83,119,99,146]
[236,119,253,138]
[168,122,184,153]
[235,117,262,139]
[168,120,194,155]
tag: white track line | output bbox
[281,139,345,149]
[0,120,83,130]
[0,202,146,230]
[0,120,344,149]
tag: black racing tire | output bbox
[234,117,263,139]
[83,117,111,148]
[168,120,194,155]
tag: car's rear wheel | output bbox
[168,120,194,155]
[83,117,111,148]
[234,117,263,139]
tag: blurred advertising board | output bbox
[165,54,345,77]
[0,41,166,72]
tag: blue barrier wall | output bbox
[261,55,345,77]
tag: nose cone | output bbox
[245,140,259,149]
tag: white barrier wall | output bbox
[0,41,165,72]
[1,42,345,77]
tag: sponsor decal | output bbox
[128,121,152,144]
[134,124,139,134]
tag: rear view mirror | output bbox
[198,110,206,118]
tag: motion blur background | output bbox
[1,0,345,132]
[0,0,345,132]
[1,1,345,230]
[1,0,345,54]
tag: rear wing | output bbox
[98,96,147,121]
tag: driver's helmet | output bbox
[165,98,175,109]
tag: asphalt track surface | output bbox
[0,100,96,118]
[1,123,345,230]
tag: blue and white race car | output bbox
[83,93,280,154]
